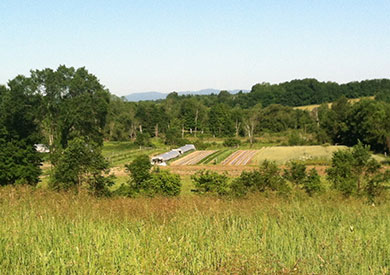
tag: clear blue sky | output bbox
[1,0,389,96]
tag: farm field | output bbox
[171,150,216,165]
[251,145,348,164]
[98,144,387,179]
[221,150,258,166]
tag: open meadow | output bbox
[1,186,390,274]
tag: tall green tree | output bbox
[0,80,42,186]
[28,66,111,191]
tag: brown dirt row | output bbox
[221,150,258,166]
[171,150,216,166]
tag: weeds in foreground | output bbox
[0,186,389,274]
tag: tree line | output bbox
[105,83,390,153]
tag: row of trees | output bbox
[105,96,315,142]
[318,97,390,152]
[105,92,390,153]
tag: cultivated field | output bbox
[221,150,258,166]
[171,150,216,165]
[251,145,347,164]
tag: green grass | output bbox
[198,150,224,164]
[102,140,170,166]
[1,186,390,274]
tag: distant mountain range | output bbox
[124,89,249,102]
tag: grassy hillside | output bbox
[294,96,375,111]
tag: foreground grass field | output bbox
[1,186,390,274]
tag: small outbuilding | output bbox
[151,144,196,165]
[151,150,181,165]
[174,144,196,154]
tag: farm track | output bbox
[171,150,216,166]
[221,150,258,166]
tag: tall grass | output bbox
[1,186,389,274]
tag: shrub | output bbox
[0,136,41,186]
[327,141,389,198]
[191,170,229,196]
[193,140,211,150]
[135,132,152,148]
[223,138,241,148]
[231,160,289,196]
[302,168,322,196]
[50,137,113,196]
[283,161,323,196]
[144,170,181,196]
[125,154,152,189]
[288,132,305,146]
[284,161,307,185]
[365,171,390,202]
[123,155,181,197]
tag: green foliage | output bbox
[50,138,113,195]
[144,170,181,196]
[326,142,388,198]
[231,160,289,196]
[134,132,152,148]
[208,104,234,137]
[125,154,152,187]
[192,140,211,150]
[191,170,230,196]
[165,127,181,145]
[223,138,241,147]
[31,66,110,153]
[284,161,307,185]
[319,98,390,153]
[0,134,41,186]
[283,162,323,196]
[0,82,41,186]
[123,155,181,197]
[365,171,390,202]
[375,89,390,103]
[288,132,306,146]
[302,168,322,196]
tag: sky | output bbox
[1,0,389,96]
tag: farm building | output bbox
[173,144,196,154]
[151,150,181,165]
[151,144,196,165]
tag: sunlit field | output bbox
[1,186,390,274]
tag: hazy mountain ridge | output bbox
[124,89,249,102]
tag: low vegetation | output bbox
[1,186,390,274]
